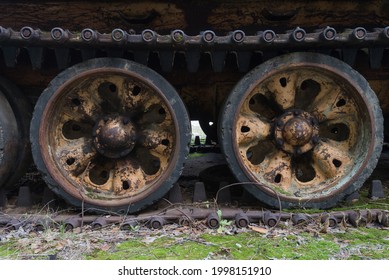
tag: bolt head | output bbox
[276,138,284,147]
[312,136,320,145]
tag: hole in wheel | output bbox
[332,159,342,167]
[132,85,141,96]
[109,83,117,93]
[246,141,273,165]
[158,107,166,115]
[71,98,81,106]
[161,139,169,146]
[294,156,316,182]
[321,123,350,141]
[100,171,108,179]
[122,181,130,190]
[295,79,321,109]
[274,174,282,183]
[72,124,81,131]
[142,104,167,123]
[66,158,75,165]
[248,94,278,119]
[98,82,117,95]
[241,126,250,133]
[136,148,161,175]
[62,121,92,139]
[89,166,110,185]
[336,99,346,107]
[279,77,287,87]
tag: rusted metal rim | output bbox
[38,64,182,208]
[0,89,18,188]
[224,53,382,206]
[0,76,31,190]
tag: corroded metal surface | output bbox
[232,60,375,202]
[39,68,178,206]
[1,208,388,231]
[0,24,388,121]
[0,76,31,191]
[0,26,388,53]
[0,91,18,188]
[273,110,319,155]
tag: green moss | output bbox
[202,232,339,260]
[0,241,19,259]
[87,228,389,260]
[328,228,389,259]
[188,152,206,159]
[87,237,210,260]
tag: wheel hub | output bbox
[274,110,319,154]
[282,117,313,146]
[93,115,136,158]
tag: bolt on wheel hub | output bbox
[274,110,319,155]
[93,115,137,159]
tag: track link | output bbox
[1,207,388,232]
[0,26,388,71]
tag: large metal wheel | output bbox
[31,58,190,213]
[219,52,383,209]
[0,76,32,190]
[0,89,18,188]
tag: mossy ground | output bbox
[85,227,389,260]
[1,211,389,260]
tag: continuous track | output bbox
[0,26,388,71]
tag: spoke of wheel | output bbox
[323,101,358,122]
[139,128,174,172]
[123,82,160,111]
[87,77,123,113]
[236,113,271,148]
[309,84,358,122]
[71,89,103,121]
[260,150,292,191]
[56,138,97,176]
[122,81,151,110]
[75,78,107,117]
[312,140,351,179]
[57,95,100,125]
[265,71,299,110]
[140,103,171,126]
[112,160,147,195]
[121,79,154,112]
[140,126,173,148]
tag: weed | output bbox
[216,209,232,234]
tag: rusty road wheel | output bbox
[31,58,190,213]
[0,76,32,190]
[219,52,383,209]
[0,88,18,189]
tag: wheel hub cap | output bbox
[274,110,319,154]
[282,117,313,146]
[93,115,136,158]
